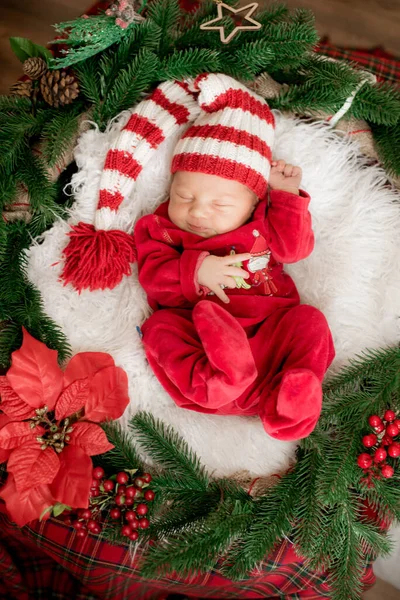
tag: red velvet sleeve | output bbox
[266,189,314,263]
[135,215,209,307]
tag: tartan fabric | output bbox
[0,502,375,599]
[316,37,400,86]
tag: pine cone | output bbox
[23,57,48,80]
[39,69,79,107]
[10,80,33,98]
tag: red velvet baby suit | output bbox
[134,189,335,440]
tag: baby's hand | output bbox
[197,253,252,304]
[269,160,302,195]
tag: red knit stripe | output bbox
[181,124,272,162]
[123,114,165,148]
[202,89,275,125]
[150,87,190,125]
[171,153,268,198]
[98,189,125,210]
[174,80,192,95]
[103,149,142,180]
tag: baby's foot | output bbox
[269,159,302,194]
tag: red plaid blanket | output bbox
[0,503,375,599]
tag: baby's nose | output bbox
[189,203,208,219]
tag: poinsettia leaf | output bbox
[40,505,54,520]
[0,376,36,420]
[7,328,63,411]
[0,447,12,463]
[0,422,42,449]
[0,474,54,527]
[7,441,60,492]
[85,366,129,422]
[63,352,115,388]
[68,421,114,456]
[55,379,90,421]
[50,445,92,508]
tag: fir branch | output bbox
[351,82,400,126]
[99,48,159,127]
[74,57,102,106]
[140,498,253,578]
[222,470,297,579]
[0,110,47,176]
[175,16,233,51]
[229,41,274,79]
[255,3,289,25]
[370,122,400,178]
[0,175,17,211]
[147,0,181,55]
[130,411,209,489]
[40,104,84,167]
[0,95,32,114]
[98,420,144,472]
[158,47,220,79]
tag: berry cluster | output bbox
[357,410,400,480]
[65,466,155,541]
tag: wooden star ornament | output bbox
[200,2,262,44]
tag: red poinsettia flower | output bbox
[0,328,130,526]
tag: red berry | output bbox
[115,495,126,506]
[87,520,98,531]
[374,448,387,463]
[142,473,152,483]
[388,443,400,458]
[134,477,145,488]
[117,484,127,495]
[103,479,115,492]
[125,510,137,522]
[368,415,382,428]
[126,486,139,499]
[394,419,400,430]
[129,531,139,541]
[362,434,377,448]
[116,472,129,485]
[91,478,100,488]
[91,524,102,534]
[64,517,72,526]
[92,466,105,480]
[136,503,148,516]
[121,525,132,537]
[381,435,393,446]
[79,509,92,520]
[130,518,140,529]
[386,423,399,437]
[381,464,394,478]
[73,520,84,530]
[384,410,396,423]
[110,508,121,519]
[89,488,99,498]
[125,497,134,506]
[373,422,385,434]
[357,453,373,469]
[76,529,88,538]
[138,518,150,529]
[144,490,155,502]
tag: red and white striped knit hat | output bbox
[172,73,275,200]
[60,74,275,292]
[61,80,200,292]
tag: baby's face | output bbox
[168,171,258,238]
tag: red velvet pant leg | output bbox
[141,300,257,411]
[236,304,335,440]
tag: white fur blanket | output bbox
[26,110,400,587]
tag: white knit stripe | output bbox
[196,74,266,110]
[95,207,122,231]
[159,81,201,122]
[104,131,154,169]
[193,108,275,148]
[173,137,271,176]
[98,171,140,205]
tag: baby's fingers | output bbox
[223,253,251,265]
[211,284,230,304]
[225,266,249,279]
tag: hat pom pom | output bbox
[60,222,137,292]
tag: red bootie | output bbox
[259,368,322,441]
